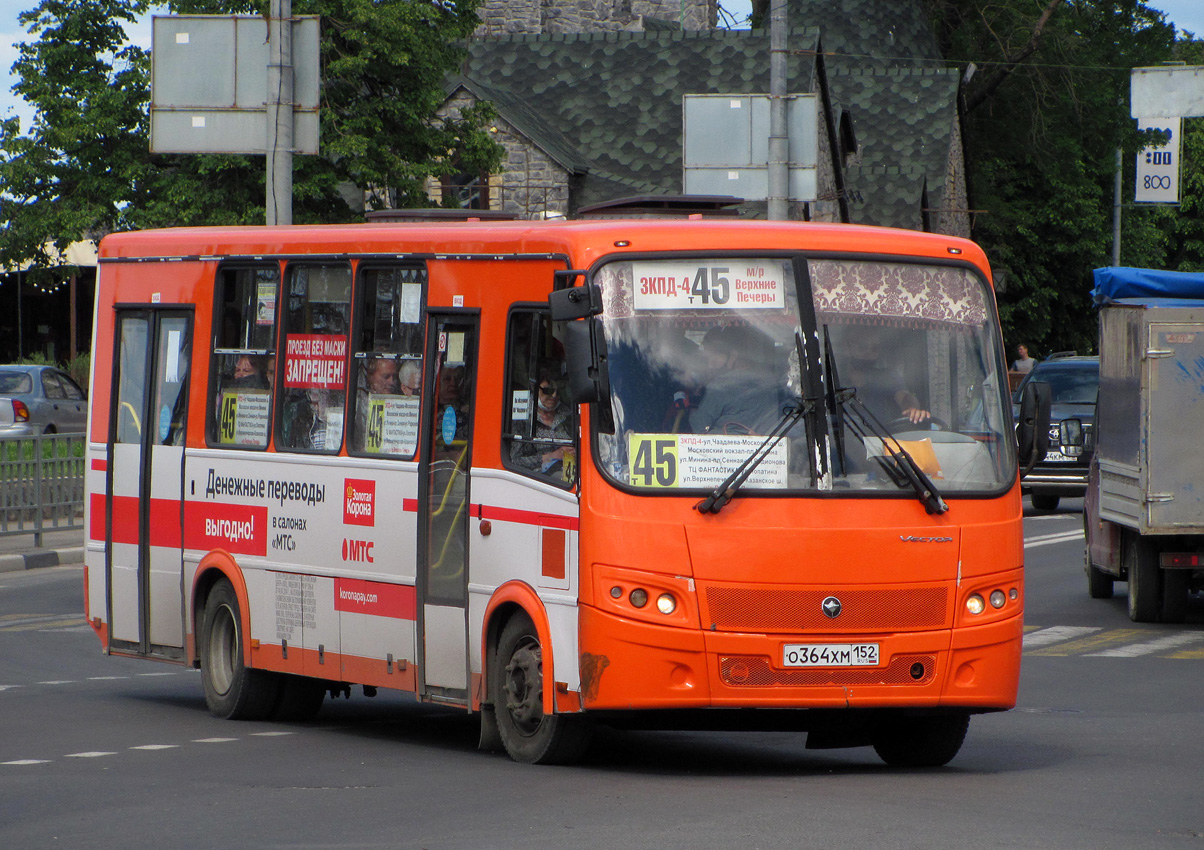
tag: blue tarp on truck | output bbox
[1092,266,1204,305]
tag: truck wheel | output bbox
[1030,493,1060,511]
[490,612,591,764]
[1125,532,1161,623]
[871,713,969,768]
[200,579,280,720]
[1084,512,1113,598]
[1161,570,1189,624]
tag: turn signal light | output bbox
[12,400,29,422]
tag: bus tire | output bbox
[490,612,591,765]
[1125,532,1161,623]
[1161,569,1189,624]
[271,674,326,721]
[871,713,969,768]
[200,579,280,720]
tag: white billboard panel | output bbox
[1130,65,1204,118]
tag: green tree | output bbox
[926,0,1178,355]
[0,0,152,270]
[0,0,504,269]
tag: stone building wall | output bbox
[475,0,716,35]
[435,90,572,218]
[936,118,970,238]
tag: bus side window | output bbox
[349,264,426,457]
[208,265,279,449]
[277,263,352,453]
[501,309,576,484]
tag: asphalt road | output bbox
[1,501,1201,849]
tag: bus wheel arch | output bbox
[481,585,590,764]
[197,574,280,720]
[191,552,251,666]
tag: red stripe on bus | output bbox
[478,504,579,531]
[91,494,182,547]
[91,459,107,472]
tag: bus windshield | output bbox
[595,256,1014,496]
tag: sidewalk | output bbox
[0,528,86,573]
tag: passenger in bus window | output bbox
[511,364,573,476]
[364,357,401,395]
[230,354,269,390]
[398,360,421,395]
[691,325,780,436]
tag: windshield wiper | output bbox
[695,397,814,515]
[835,388,948,515]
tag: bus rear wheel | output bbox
[490,612,591,764]
[1125,532,1161,623]
[200,579,280,720]
[870,713,969,768]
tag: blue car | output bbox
[0,365,88,435]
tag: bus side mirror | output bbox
[564,318,614,434]
[549,275,601,321]
[1016,380,1052,474]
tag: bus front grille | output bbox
[703,586,948,632]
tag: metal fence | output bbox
[0,433,86,547]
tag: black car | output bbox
[1012,354,1099,511]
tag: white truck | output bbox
[1078,266,1204,623]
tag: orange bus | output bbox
[85,219,1023,765]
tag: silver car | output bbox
[0,365,88,435]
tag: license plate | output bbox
[1043,450,1074,463]
[783,643,879,667]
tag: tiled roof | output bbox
[460,28,821,208]
[456,0,960,224]
[826,65,960,229]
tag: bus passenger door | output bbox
[106,309,192,660]
[417,315,477,700]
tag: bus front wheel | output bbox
[200,579,280,720]
[870,712,969,768]
[490,612,591,764]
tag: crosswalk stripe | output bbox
[1022,626,1101,649]
[1086,632,1204,657]
[1028,628,1148,656]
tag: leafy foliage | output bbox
[926,0,1182,356]
[0,0,504,268]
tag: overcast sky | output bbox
[2,1,1203,132]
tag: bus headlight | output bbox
[966,593,985,615]
[656,593,676,615]
[990,589,1007,609]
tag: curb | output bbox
[0,547,85,573]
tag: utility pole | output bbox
[767,0,788,221]
[266,0,294,226]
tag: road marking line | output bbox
[1024,531,1084,549]
[1169,647,1204,659]
[193,737,237,744]
[130,745,179,750]
[65,751,116,758]
[1028,629,1148,656]
[1022,626,1101,649]
[87,676,129,681]
[1087,632,1204,657]
[2,759,51,765]
[137,672,183,677]
[0,685,22,692]
[37,680,75,685]
[251,731,296,737]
